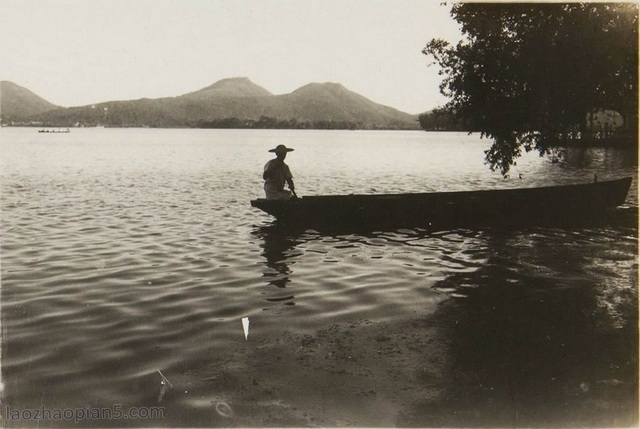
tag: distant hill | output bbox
[182,77,273,99]
[278,83,415,127]
[1,81,59,121]
[1,77,420,130]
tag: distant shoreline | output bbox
[4,125,637,148]
[2,123,421,131]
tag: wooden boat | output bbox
[250,177,633,230]
[38,128,70,133]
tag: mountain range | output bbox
[0,78,420,130]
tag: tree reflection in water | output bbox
[403,228,638,427]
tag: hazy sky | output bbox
[0,0,462,114]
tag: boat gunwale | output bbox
[250,176,633,205]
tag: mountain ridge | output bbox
[1,81,60,120]
[1,77,420,130]
[182,77,274,99]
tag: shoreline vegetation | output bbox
[1,118,420,132]
[193,117,413,130]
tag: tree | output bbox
[419,107,473,131]
[423,3,638,175]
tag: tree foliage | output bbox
[194,116,365,130]
[418,107,471,131]
[423,3,638,175]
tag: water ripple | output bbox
[1,129,636,425]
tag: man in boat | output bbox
[263,144,297,200]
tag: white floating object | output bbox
[242,317,250,340]
[157,369,173,388]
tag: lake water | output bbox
[1,128,637,427]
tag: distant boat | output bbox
[38,128,70,133]
[251,177,633,230]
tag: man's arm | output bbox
[286,177,297,198]
[283,163,295,193]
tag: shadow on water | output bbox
[400,228,639,428]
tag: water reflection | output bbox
[253,225,304,308]
[402,228,638,427]
[561,146,638,170]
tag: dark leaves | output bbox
[424,3,638,176]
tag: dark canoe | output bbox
[250,177,633,230]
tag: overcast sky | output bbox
[0,0,462,114]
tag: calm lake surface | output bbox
[1,128,637,427]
